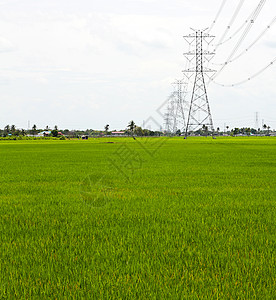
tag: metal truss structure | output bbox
[164,79,188,135]
[183,29,215,138]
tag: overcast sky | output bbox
[0,0,275,130]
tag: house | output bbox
[37,131,51,137]
[111,131,125,137]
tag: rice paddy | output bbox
[0,137,275,298]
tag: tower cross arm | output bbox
[183,51,215,56]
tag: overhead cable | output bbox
[210,56,276,87]
[208,0,228,33]
[212,16,276,66]
[213,0,246,51]
[210,0,267,82]
[213,1,263,47]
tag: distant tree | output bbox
[54,125,58,130]
[251,128,257,135]
[175,129,181,136]
[45,125,49,131]
[32,124,37,136]
[262,124,267,135]
[4,125,10,135]
[15,129,21,136]
[127,120,136,139]
[245,127,251,136]
[104,124,109,134]
[51,129,58,137]
[143,129,150,136]
[21,129,26,136]
[226,125,229,132]
[233,128,239,136]
[202,125,208,136]
[11,125,16,135]
[63,129,70,135]
[134,126,143,136]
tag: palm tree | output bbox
[127,120,136,139]
[4,125,10,134]
[245,127,251,136]
[233,128,239,136]
[263,124,267,135]
[104,124,109,135]
[11,125,16,135]
[32,124,37,136]
[202,125,208,137]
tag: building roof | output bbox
[39,131,51,134]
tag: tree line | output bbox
[0,121,162,138]
[0,121,273,138]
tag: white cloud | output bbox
[0,36,15,52]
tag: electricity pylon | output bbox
[164,79,188,135]
[255,112,259,129]
[164,96,174,134]
[183,29,215,138]
[172,79,187,133]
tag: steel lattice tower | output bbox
[164,97,174,134]
[184,29,215,138]
[172,80,187,133]
[164,80,188,135]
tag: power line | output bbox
[208,0,228,33]
[210,0,267,82]
[212,0,246,51]
[213,16,276,66]
[212,5,256,47]
[211,56,276,87]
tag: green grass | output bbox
[0,137,275,298]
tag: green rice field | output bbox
[0,137,275,298]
